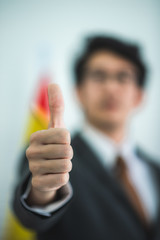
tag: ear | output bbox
[75,86,84,105]
[133,88,145,108]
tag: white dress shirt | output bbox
[81,122,158,222]
[21,122,158,221]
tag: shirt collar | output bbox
[80,121,136,169]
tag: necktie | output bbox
[114,155,149,227]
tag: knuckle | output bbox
[59,173,69,186]
[62,160,72,172]
[63,145,73,159]
[32,176,40,189]
[26,147,32,159]
[29,162,39,174]
[70,146,74,159]
[30,130,44,143]
[26,147,40,159]
[48,128,55,134]
[60,129,71,143]
[68,161,72,172]
[63,145,69,157]
[26,148,33,159]
[30,132,38,143]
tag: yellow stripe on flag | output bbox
[2,209,35,240]
[3,77,51,240]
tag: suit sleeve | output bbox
[11,150,73,232]
[21,178,73,217]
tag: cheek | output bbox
[81,84,100,106]
[121,90,137,111]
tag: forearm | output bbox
[12,173,73,232]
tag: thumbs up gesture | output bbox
[26,84,73,206]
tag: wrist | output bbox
[26,186,57,206]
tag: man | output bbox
[13,36,160,240]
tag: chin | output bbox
[87,110,123,128]
[92,117,121,130]
[99,111,122,123]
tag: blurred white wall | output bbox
[0,0,160,233]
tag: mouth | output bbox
[99,101,120,111]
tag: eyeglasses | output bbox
[83,68,137,85]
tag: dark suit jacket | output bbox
[12,133,160,240]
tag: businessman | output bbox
[13,36,160,240]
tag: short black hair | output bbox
[74,35,147,88]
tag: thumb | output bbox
[48,83,65,128]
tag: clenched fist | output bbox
[26,84,73,206]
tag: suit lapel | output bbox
[72,133,150,237]
[136,148,160,239]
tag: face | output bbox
[76,51,144,131]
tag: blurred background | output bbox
[0,0,160,237]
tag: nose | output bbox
[103,78,119,92]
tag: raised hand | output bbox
[26,84,73,206]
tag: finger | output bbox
[27,144,73,160]
[31,159,72,175]
[30,128,71,145]
[48,83,65,128]
[32,173,69,191]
